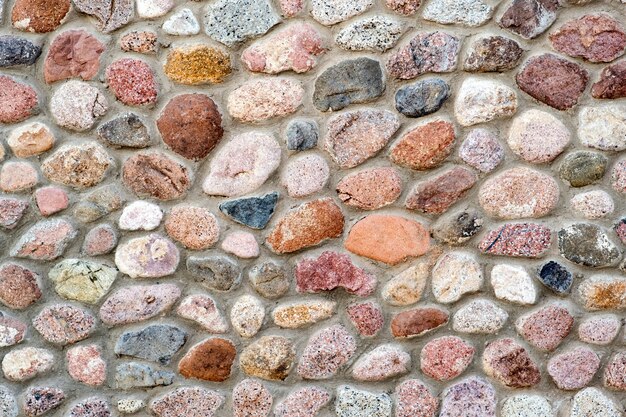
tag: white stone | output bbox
[507,109,570,163]
[2,347,54,381]
[570,388,622,417]
[579,104,626,151]
[335,386,392,417]
[176,294,228,333]
[501,395,552,417]
[281,153,329,198]
[382,261,429,306]
[137,0,174,18]
[118,398,145,414]
[422,0,493,26]
[50,81,108,132]
[491,264,536,305]
[118,201,163,231]
[311,0,374,25]
[230,295,265,338]
[351,344,411,381]
[452,299,508,334]
[571,190,614,219]
[431,251,482,303]
[162,8,200,35]
[454,78,517,126]
[335,16,405,52]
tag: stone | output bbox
[313,58,385,111]
[578,104,626,151]
[176,294,228,333]
[491,264,536,304]
[431,208,484,245]
[0,76,37,123]
[406,166,476,214]
[68,397,112,417]
[571,190,614,219]
[297,325,356,379]
[2,347,53,381]
[122,152,191,200]
[23,387,65,416]
[115,234,179,278]
[311,0,373,25]
[578,315,620,344]
[501,396,552,417]
[66,345,106,386]
[274,387,330,417]
[548,346,600,390]
[231,295,264,338]
[51,81,108,131]
[33,304,95,345]
[0,386,17,417]
[119,201,162,231]
[163,8,199,35]
[570,388,622,417]
[115,362,174,389]
[387,32,460,80]
[346,301,384,337]
[537,261,573,294]
[559,151,607,187]
[479,167,559,219]
[395,78,450,118]
[221,232,259,258]
[219,193,279,230]
[164,45,231,85]
[391,120,454,170]
[592,61,626,99]
[248,261,289,299]
[239,335,295,380]
[558,223,620,268]
[233,379,273,417]
[115,324,187,365]
[482,338,541,387]
[0,161,37,192]
[422,0,493,26]
[137,0,173,18]
[603,351,626,390]
[204,0,280,47]
[516,54,588,110]
[0,263,41,309]
[453,299,508,334]
[229,78,304,122]
[165,206,219,250]
[106,59,158,106]
[508,109,570,163]
[382,260,430,306]
[395,380,437,417]
[178,338,235,382]
[478,223,552,257]
[11,218,77,261]
[48,259,117,304]
[74,185,125,223]
[550,14,626,63]
[431,252,482,303]
[0,36,40,67]
[117,399,145,414]
[440,377,496,417]
[286,120,318,151]
[516,304,573,350]
[44,30,104,83]
[242,23,324,74]
[273,299,336,328]
[282,154,329,197]
[99,283,181,325]
[278,0,303,17]
[337,167,402,210]
[0,198,28,229]
[386,0,421,15]
[352,345,410,382]
[454,78,517,126]
[459,129,504,172]
[390,307,449,338]
[0,314,26,347]
[73,0,133,32]
[499,0,558,39]
[150,387,224,417]
[336,16,404,52]
[267,198,344,254]
[463,35,524,72]
[614,157,626,192]
[11,0,70,32]
[120,31,157,53]
[187,256,241,292]
[578,275,626,310]
[35,186,68,216]
[616,218,626,244]
[346,215,430,265]
[203,132,281,197]
[420,336,474,381]
[42,143,112,189]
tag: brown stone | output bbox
[44,30,105,84]
[157,94,223,160]
[11,0,70,33]
[592,61,626,99]
[516,54,588,110]
[336,167,402,210]
[386,0,421,15]
[0,263,41,309]
[390,120,455,170]
[499,0,559,39]
[164,45,231,85]
[463,36,524,72]
[165,206,219,250]
[391,307,449,338]
[482,338,541,388]
[42,143,112,189]
[406,167,476,214]
[178,338,236,382]
[122,152,191,201]
[345,214,430,265]
[266,198,344,254]
[7,123,54,157]
[239,336,295,381]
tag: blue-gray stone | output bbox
[114,324,187,365]
[286,120,318,151]
[538,261,572,294]
[395,78,450,117]
[115,362,174,390]
[219,192,278,229]
[0,36,41,67]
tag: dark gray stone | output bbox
[558,223,621,268]
[559,151,607,187]
[0,36,41,67]
[115,362,174,390]
[115,324,187,365]
[313,58,385,112]
[431,208,484,245]
[395,78,450,117]
[248,261,289,299]
[97,113,152,148]
[286,120,318,151]
[187,255,241,292]
[219,192,278,229]
[537,260,573,294]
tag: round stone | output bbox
[453,299,508,334]
[233,379,273,417]
[119,201,163,231]
[71,0,133,33]
[82,224,117,256]
[406,166,477,215]
[570,388,622,417]
[297,325,356,379]
[578,275,626,310]
[391,120,455,170]
[422,0,493,26]
[499,0,557,39]
[228,78,304,122]
[137,0,174,18]
[440,377,496,417]
[336,167,401,210]
[106,59,157,106]
[345,301,383,337]
[387,32,460,80]
[459,128,504,172]
[0,76,37,123]
[286,119,318,151]
[603,351,626,390]
[0,197,28,230]
[239,335,295,381]
[221,231,259,258]
[501,395,552,417]
[178,338,236,382]
[10,218,77,261]
[463,35,524,72]
[33,304,96,345]
[0,314,27,347]
[335,386,391,417]
[352,344,411,381]
[516,304,574,351]
[336,16,405,52]
[0,386,17,417]
[122,152,191,200]
[35,186,68,216]
[165,45,230,85]
[230,295,264,338]
[7,122,54,157]
[395,379,438,417]
[478,223,552,257]
[592,61,626,99]
[48,259,117,304]
[165,206,219,250]
[548,346,600,390]
[248,261,289,299]
[0,161,37,192]
[42,143,112,189]
[0,263,41,309]
[537,261,573,294]
[50,81,108,131]
[431,208,484,245]
[310,0,373,25]
[99,283,181,325]
[431,251,482,303]
[613,157,626,193]
[44,29,105,83]
[454,78,517,126]
[115,234,179,278]
[66,345,106,386]
[491,264,536,305]
[98,113,152,148]
[176,294,228,333]
[420,336,475,381]
[219,192,279,230]
[386,0,420,14]
[274,387,330,417]
[482,338,541,387]
[281,154,329,198]
[507,109,570,163]
[578,315,620,345]
[187,255,241,292]
[11,0,70,33]
[560,151,607,187]
[579,104,626,151]
[571,190,614,219]
[2,347,53,381]
[115,324,187,365]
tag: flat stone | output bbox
[11,0,70,32]
[115,324,187,365]
[221,231,259,258]
[499,0,558,39]
[508,109,570,163]
[115,234,179,278]
[336,16,404,52]
[298,325,356,379]
[281,154,329,198]
[603,351,626,390]
[382,260,430,306]
[406,166,476,214]
[560,151,607,187]
[122,152,191,200]
[463,35,524,72]
[150,387,224,417]
[0,161,37,192]
[548,346,600,390]
[119,201,162,231]
[176,294,228,333]
[592,61,626,99]
[0,76,38,123]
[73,0,133,32]
[431,208,484,245]
[74,184,125,223]
[387,32,460,80]
[163,8,199,35]
[0,198,28,229]
[395,380,438,417]
[33,304,95,345]
[516,304,574,350]
[422,0,493,26]
[239,335,295,381]
[578,104,626,151]
[274,387,330,417]
[11,218,77,261]
[219,192,279,230]
[68,397,112,417]
[286,120,318,151]
[337,167,402,210]
[501,395,552,417]
[1,347,53,381]
[432,252,482,303]
[137,0,173,18]
[35,186,68,216]
[570,388,622,417]
[115,362,174,389]
[537,260,573,294]
[420,336,474,381]
[48,259,117,304]
[164,45,231,85]
[479,223,552,257]
[23,387,65,416]
[578,315,620,345]
[0,314,26,347]
[187,255,241,292]
[390,306,449,338]
[335,386,391,417]
[273,299,336,329]
[482,338,541,387]
[233,379,273,417]
[106,58,158,106]
[0,36,40,67]
[0,263,41,309]
[66,345,106,386]
[44,30,104,83]
[516,54,588,110]
[395,78,449,118]
[204,0,279,47]
[440,377,496,417]
[311,0,373,25]
[295,251,375,296]
[571,190,614,219]
[391,120,454,170]
[230,295,264,338]
[558,223,620,268]
[346,301,384,337]
[352,344,410,382]
[491,264,536,304]
[455,77,517,126]
[99,283,181,325]
[453,299,508,334]
[120,30,157,54]
[313,58,385,111]
[578,275,626,310]
[248,261,289,299]
[178,337,235,382]
[165,206,219,250]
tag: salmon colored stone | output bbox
[44,30,105,83]
[178,338,236,382]
[391,307,449,338]
[406,166,476,214]
[390,120,455,170]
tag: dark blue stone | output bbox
[538,261,573,294]
[219,192,279,229]
[0,36,41,67]
[395,78,450,118]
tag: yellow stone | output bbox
[272,300,336,329]
[164,45,231,85]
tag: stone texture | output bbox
[336,16,404,52]
[42,143,111,189]
[123,152,191,200]
[421,336,474,381]
[431,208,484,245]
[176,294,228,333]
[11,218,77,261]
[0,76,38,123]
[395,380,438,417]
[274,387,330,417]
[499,0,559,39]
[219,193,278,230]
[548,346,600,390]
[137,0,174,18]
[0,263,41,309]
[537,260,573,294]
[115,362,174,389]
[560,151,607,187]
[558,223,621,268]
[286,120,318,151]
[165,206,219,250]
[382,260,430,306]
[478,223,552,257]
[23,387,65,416]
[603,351,626,391]
[391,307,449,338]
[346,301,384,337]
[187,256,241,292]
[453,299,508,334]
[516,304,574,351]
[406,166,476,214]
[592,61,626,99]
[578,104,626,151]
[120,30,157,54]
[231,295,264,337]
[44,30,104,83]
[570,388,622,417]
[422,0,493,26]
[508,109,570,163]
[248,261,289,299]
[99,284,181,325]
[491,264,536,304]
[0,161,37,192]
[115,324,186,365]
[578,315,621,344]
[0,36,41,67]
[463,35,524,72]
[0,198,28,229]
[391,120,455,170]
[482,338,541,387]
[106,59,157,106]
[2,347,53,381]
[228,78,303,122]
[455,78,517,126]
[115,234,179,278]
[35,186,68,216]
[178,338,236,382]
[501,396,552,417]
[386,0,421,15]
[387,32,460,80]
[395,78,450,118]
[0,314,26,347]
[311,0,373,25]
[50,81,108,131]
[74,185,125,223]
[150,387,224,417]
[335,386,391,417]
[221,231,259,258]
[239,335,295,381]
[352,344,410,381]
[164,45,231,85]
[273,299,335,328]
[571,190,614,219]
[337,167,402,210]
[297,325,356,379]
[33,304,95,345]
[66,345,106,386]
[49,259,117,304]
[11,0,70,33]
[282,154,329,197]
[163,8,200,35]
[431,252,482,303]
[73,0,133,32]
[232,379,272,417]
[578,275,626,310]
[440,377,496,417]
[295,251,375,296]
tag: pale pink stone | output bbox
[221,232,259,259]
[227,78,304,122]
[547,346,600,390]
[176,294,228,333]
[282,154,330,198]
[351,344,410,381]
[274,386,330,417]
[0,161,37,192]
[395,379,438,417]
[578,315,621,345]
[278,0,304,17]
[35,186,69,216]
[232,379,273,417]
[66,345,106,386]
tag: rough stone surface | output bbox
[548,346,600,390]
[274,387,330,417]
[570,388,622,417]
[395,78,450,118]
[336,16,404,52]
[187,255,242,292]
[219,193,278,230]
[420,336,474,381]
[335,386,392,417]
[11,0,70,33]
[463,36,524,72]
[422,0,493,26]
[405,166,476,214]
[239,335,295,381]
[115,324,187,365]
[508,109,570,163]
[578,315,620,345]
[2,347,54,381]
[478,223,552,257]
[232,379,273,417]
[286,120,318,151]
[231,295,265,338]
[499,0,559,39]
[501,395,552,417]
[391,120,455,170]
[33,304,96,345]
[115,234,179,278]
[296,251,375,296]
[72,0,133,32]
[491,264,537,304]
[273,299,336,329]
[391,307,449,338]
[560,151,607,187]
[0,36,41,67]
[592,61,626,99]
[50,81,108,131]
[228,78,304,122]
[537,260,573,294]
[516,304,574,350]
[23,387,65,416]
[558,223,621,268]
[123,152,191,201]
[387,32,460,80]
[453,299,508,334]
[11,218,77,261]
[482,338,541,387]
[176,294,228,333]
[150,387,224,417]
[440,377,496,417]
[0,263,41,309]
[395,380,438,417]
[311,0,373,25]
[297,325,356,379]
[99,284,181,325]
[431,252,482,303]
[281,153,329,198]
[164,45,231,85]
[178,338,236,382]
[454,78,518,126]
[578,275,626,310]
[0,76,38,123]
[66,345,106,386]
[165,206,219,250]
[431,208,484,245]
[49,259,117,304]
[578,104,626,151]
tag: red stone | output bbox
[106,59,158,106]
[482,338,541,388]
[390,120,455,170]
[516,304,574,351]
[11,0,70,33]
[0,263,41,309]
[420,336,475,381]
[0,76,37,123]
[406,166,476,214]
[592,61,626,99]
[478,223,552,257]
[346,301,384,337]
[44,30,105,83]
[35,186,69,216]
[11,219,76,261]
[391,307,449,338]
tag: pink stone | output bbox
[241,23,325,74]
[44,30,105,83]
[82,224,118,256]
[0,76,37,123]
[395,379,438,417]
[35,186,69,216]
[336,167,402,210]
[281,154,329,198]
[346,301,384,337]
[99,284,181,326]
[459,128,504,173]
[0,197,28,229]
[391,307,449,338]
[106,59,158,106]
[478,223,552,257]
[297,325,357,379]
[405,166,476,214]
[387,32,460,80]
[33,304,96,345]
[278,0,304,17]
[547,346,600,390]
[68,397,111,417]
[516,304,574,351]
[482,338,541,388]
[274,387,330,417]
[578,315,620,345]
[0,314,27,347]
[221,231,259,259]
[0,263,41,309]
[603,351,626,391]
[11,218,77,261]
[611,157,626,193]
[440,377,496,417]
[351,344,411,381]
[150,387,225,417]
[176,294,228,333]
[295,251,376,296]
[232,379,273,417]
[227,78,304,122]
[386,0,421,15]
[66,345,106,386]
[420,336,475,381]
[0,161,37,192]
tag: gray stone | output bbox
[0,386,17,417]
[115,324,187,365]
[203,0,280,47]
[219,192,279,229]
[74,184,126,223]
[313,58,385,112]
[431,208,484,245]
[73,0,134,33]
[335,386,392,417]
[115,362,174,390]
[187,256,242,292]
[571,388,622,417]
[558,223,621,268]
[559,151,607,188]
[311,0,373,25]
[423,0,493,26]
[97,113,152,148]
[440,377,496,417]
[395,78,450,118]
[0,36,41,67]
[286,120,319,151]
[335,16,405,52]
[248,261,289,299]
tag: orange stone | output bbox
[390,120,455,170]
[344,214,430,265]
[178,338,236,382]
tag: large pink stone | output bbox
[478,223,552,257]
[99,284,181,326]
[395,379,438,417]
[297,325,356,379]
[0,76,37,123]
[44,30,105,83]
